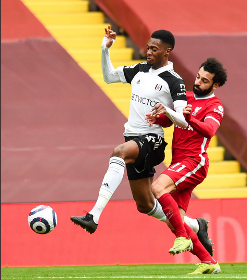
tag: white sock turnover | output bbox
[147,198,167,222]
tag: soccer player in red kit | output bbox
[146,57,227,274]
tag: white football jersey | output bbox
[117,62,187,137]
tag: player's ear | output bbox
[213,82,220,90]
[164,47,172,57]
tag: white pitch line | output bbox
[4,276,246,279]
[36,276,247,279]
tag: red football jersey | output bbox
[171,91,224,163]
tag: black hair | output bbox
[151,30,175,50]
[200,57,227,87]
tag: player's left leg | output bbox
[129,177,167,222]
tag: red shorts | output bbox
[162,156,209,211]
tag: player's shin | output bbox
[90,156,125,224]
[158,193,189,238]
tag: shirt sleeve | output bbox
[186,100,224,138]
[122,63,150,84]
[101,37,127,84]
[204,101,224,127]
[186,116,220,138]
[164,100,188,129]
[156,73,188,128]
[170,79,187,102]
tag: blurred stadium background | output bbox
[2,0,247,266]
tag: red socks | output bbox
[158,193,189,239]
[158,193,217,264]
[184,223,217,264]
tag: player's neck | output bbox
[151,60,169,70]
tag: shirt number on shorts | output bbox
[168,163,186,172]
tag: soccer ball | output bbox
[28,205,57,234]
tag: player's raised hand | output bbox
[104,25,116,48]
[151,103,167,116]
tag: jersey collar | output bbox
[149,61,173,74]
[194,92,215,100]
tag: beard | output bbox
[193,84,214,96]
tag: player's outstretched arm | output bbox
[101,25,123,84]
[184,105,220,138]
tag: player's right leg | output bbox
[184,223,220,274]
[70,140,139,233]
[188,262,221,275]
[70,155,125,233]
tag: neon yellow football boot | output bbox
[188,262,221,275]
[169,237,193,255]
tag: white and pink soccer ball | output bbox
[28,205,57,234]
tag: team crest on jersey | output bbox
[214,105,224,117]
[155,84,162,91]
[192,107,202,116]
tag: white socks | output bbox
[147,198,167,222]
[90,157,125,224]
[184,216,199,233]
[89,156,200,235]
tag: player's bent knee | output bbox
[151,181,170,198]
[151,181,161,196]
[151,174,176,197]
[111,145,125,159]
[111,142,137,164]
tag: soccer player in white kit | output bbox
[71,26,213,254]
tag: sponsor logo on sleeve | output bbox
[177,84,186,96]
[214,105,224,117]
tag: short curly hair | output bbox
[200,58,227,87]
[151,30,175,50]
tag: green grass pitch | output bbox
[2,263,247,279]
